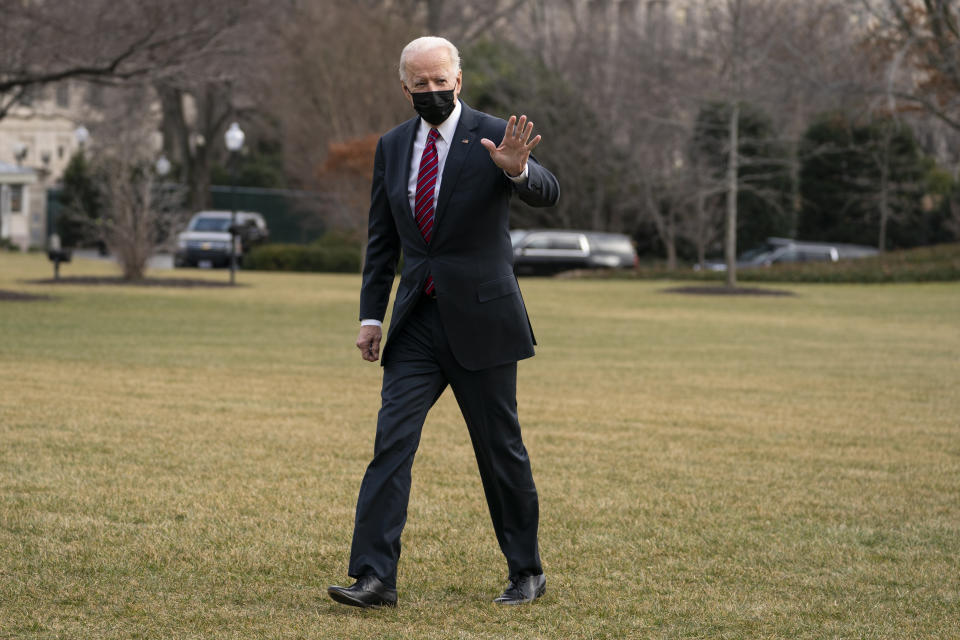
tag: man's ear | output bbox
[453,71,463,101]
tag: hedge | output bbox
[244,243,361,273]
[575,242,960,284]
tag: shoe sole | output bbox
[327,588,396,609]
[493,583,546,605]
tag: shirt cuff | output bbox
[360,319,382,328]
[505,163,529,183]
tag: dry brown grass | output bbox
[1,252,958,639]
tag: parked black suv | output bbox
[511,229,638,275]
[174,211,269,268]
[697,237,878,271]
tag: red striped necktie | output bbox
[415,128,440,296]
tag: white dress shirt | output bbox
[406,99,463,215]
[361,102,529,328]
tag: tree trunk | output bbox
[724,101,740,288]
[878,170,889,252]
[877,128,892,252]
[189,144,211,213]
[157,85,188,173]
[425,0,444,33]
[665,222,677,270]
[695,185,708,267]
[641,177,677,268]
[592,186,605,231]
[788,137,801,238]
[158,83,209,212]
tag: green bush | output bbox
[244,243,361,273]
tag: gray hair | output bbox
[398,36,461,85]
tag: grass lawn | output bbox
[1,252,958,639]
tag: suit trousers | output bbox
[347,295,542,588]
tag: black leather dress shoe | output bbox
[327,575,397,609]
[493,573,546,605]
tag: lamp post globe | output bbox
[74,125,90,147]
[225,122,245,152]
[12,142,27,165]
[155,154,171,177]
[224,122,244,285]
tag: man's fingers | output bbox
[360,337,379,362]
[356,326,382,362]
[367,336,380,360]
[515,115,527,138]
[519,120,534,145]
[486,116,542,172]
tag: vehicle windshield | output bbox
[590,236,633,253]
[738,245,772,263]
[190,217,231,232]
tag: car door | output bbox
[515,232,589,274]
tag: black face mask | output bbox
[409,89,456,125]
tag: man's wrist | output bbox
[360,319,382,328]
[506,162,529,183]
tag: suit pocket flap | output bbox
[477,275,520,302]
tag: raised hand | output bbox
[480,115,541,178]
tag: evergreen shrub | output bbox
[597,243,960,283]
[244,243,361,273]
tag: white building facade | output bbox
[0,80,99,249]
[0,162,38,251]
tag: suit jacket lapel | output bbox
[433,102,479,235]
[390,117,424,244]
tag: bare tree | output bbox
[621,1,853,275]
[864,0,960,133]
[1,0,277,220]
[0,0,262,122]
[691,0,788,286]
[317,134,380,240]
[262,1,412,191]
[366,0,535,45]
[90,90,187,280]
[154,81,237,212]
[681,158,728,267]
[148,1,286,211]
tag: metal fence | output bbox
[47,184,339,246]
[209,185,334,244]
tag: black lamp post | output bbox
[224,122,245,286]
[155,156,171,260]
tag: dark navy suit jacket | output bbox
[359,101,560,371]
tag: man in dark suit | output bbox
[328,36,559,609]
